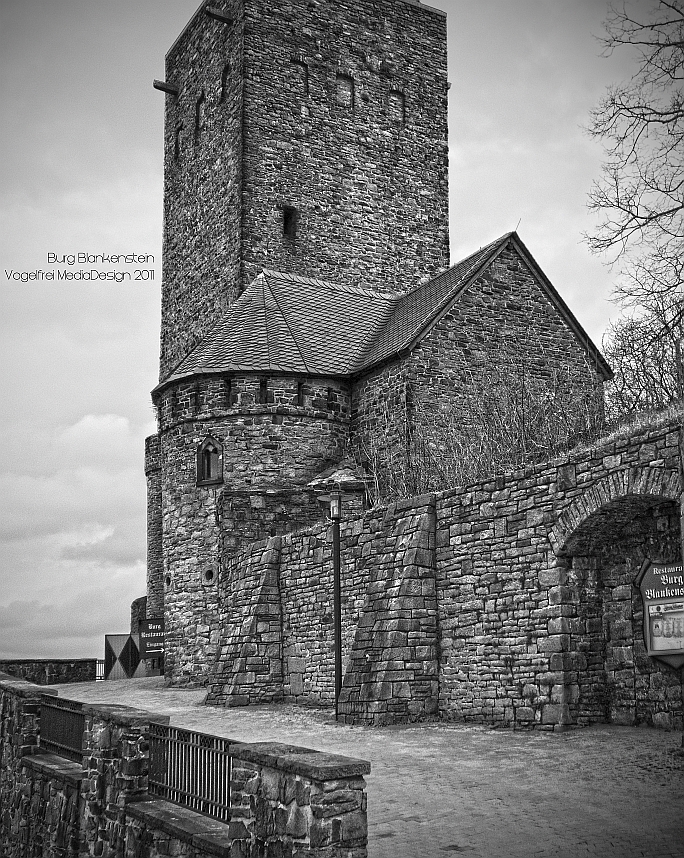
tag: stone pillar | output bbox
[80,704,169,858]
[540,558,577,731]
[145,434,163,619]
[229,742,369,857]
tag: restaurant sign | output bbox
[635,561,684,670]
[139,618,165,659]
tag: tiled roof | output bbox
[162,270,396,382]
[159,232,611,387]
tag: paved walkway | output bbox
[49,678,684,858]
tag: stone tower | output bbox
[159,0,449,378]
[147,0,450,684]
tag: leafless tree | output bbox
[586,2,684,308]
[602,293,683,417]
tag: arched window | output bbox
[197,436,223,485]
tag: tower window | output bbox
[389,90,406,123]
[258,376,269,404]
[224,375,235,407]
[283,205,298,242]
[297,381,306,406]
[220,63,231,102]
[291,59,309,95]
[195,92,206,142]
[173,125,183,161]
[197,436,223,485]
[336,74,354,109]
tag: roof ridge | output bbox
[398,232,514,299]
[265,277,312,374]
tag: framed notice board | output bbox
[635,561,684,670]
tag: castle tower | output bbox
[147,0,450,684]
[159,0,449,378]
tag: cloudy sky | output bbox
[0,0,640,659]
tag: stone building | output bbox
[138,0,684,732]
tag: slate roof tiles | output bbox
[160,232,611,388]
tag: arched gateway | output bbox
[435,420,683,731]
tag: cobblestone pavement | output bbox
[51,678,684,858]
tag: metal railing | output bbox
[148,723,233,822]
[96,660,105,681]
[39,696,85,763]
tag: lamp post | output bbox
[329,490,342,721]
[318,489,343,720]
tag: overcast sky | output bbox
[0,0,641,659]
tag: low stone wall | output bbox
[0,679,370,858]
[0,659,97,685]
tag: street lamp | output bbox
[318,489,342,720]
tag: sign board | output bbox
[139,618,165,659]
[635,561,684,670]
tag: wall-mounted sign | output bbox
[139,618,165,659]
[635,561,684,670]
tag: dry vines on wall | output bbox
[355,351,604,505]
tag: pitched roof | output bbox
[157,232,611,390]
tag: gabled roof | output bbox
[156,232,611,391]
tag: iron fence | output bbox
[40,696,85,763]
[148,722,233,822]
[96,660,105,681]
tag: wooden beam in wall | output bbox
[205,7,234,24]
[153,80,179,96]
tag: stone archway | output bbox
[549,468,682,728]
[550,466,681,558]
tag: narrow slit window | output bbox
[259,377,268,404]
[291,60,309,95]
[283,205,298,242]
[389,90,406,123]
[297,381,305,406]
[174,125,183,161]
[195,92,206,142]
[327,387,335,409]
[220,63,231,102]
[336,74,354,109]
[224,376,233,407]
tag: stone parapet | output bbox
[0,659,97,685]
[0,681,370,858]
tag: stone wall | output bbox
[207,494,440,724]
[240,0,449,296]
[0,679,370,858]
[350,243,607,495]
[160,0,244,378]
[145,434,164,618]
[160,0,449,376]
[203,418,684,730]
[436,421,683,730]
[0,660,97,685]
